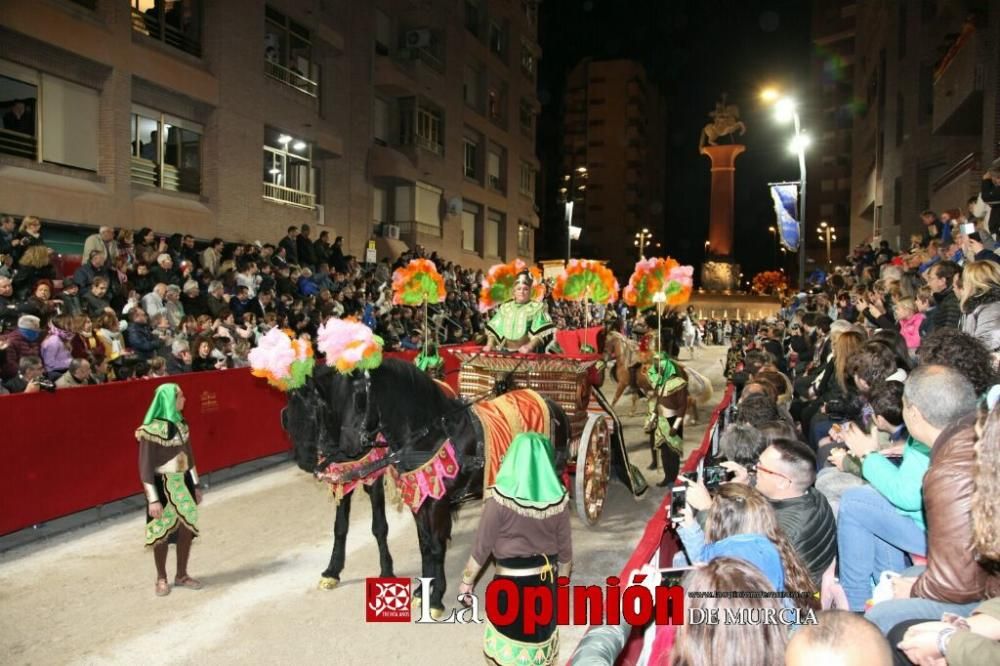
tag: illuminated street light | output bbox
[818,221,837,266]
[634,227,656,259]
[760,86,808,289]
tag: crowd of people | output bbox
[0,217,609,394]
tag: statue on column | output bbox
[699,94,747,148]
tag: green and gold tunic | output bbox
[485,301,556,352]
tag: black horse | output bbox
[282,357,571,615]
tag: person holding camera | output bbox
[2,355,49,394]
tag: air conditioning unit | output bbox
[385,224,400,240]
[314,203,325,226]
[405,29,432,49]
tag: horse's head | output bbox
[281,370,334,473]
[334,368,384,460]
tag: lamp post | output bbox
[761,88,809,289]
[652,291,666,355]
[817,221,837,267]
[633,228,660,260]
[562,166,588,261]
[768,225,778,268]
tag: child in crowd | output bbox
[893,298,924,352]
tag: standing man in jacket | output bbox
[926,260,962,330]
[865,365,984,634]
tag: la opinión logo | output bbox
[366,575,685,629]
[365,577,413,622]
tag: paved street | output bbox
[0,346,727,666]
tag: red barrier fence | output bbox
[0,368,291,536]
[568,383,737,666]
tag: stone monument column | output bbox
[699,143,745,292]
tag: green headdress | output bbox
[143,383,185,425]
[491,432,568,518]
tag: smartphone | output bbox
[669,484,687,519]
[960,222,976,235]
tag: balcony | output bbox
[0,129,36,161]
[265,60,319,98]
[263,182,315,209]
[368,144,420,183]
[130,7,201,58]
[130,157,200,194]
[932,26,984,135]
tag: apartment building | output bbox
[849,0,999,251]
[559,59,666,278]
[0,0,541,268]
[807,0,856,267]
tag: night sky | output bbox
[535,0,814,281]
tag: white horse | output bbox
[681,317,699,357]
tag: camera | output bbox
[682,459,735,492]
[34,377,56,393]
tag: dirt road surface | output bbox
[0,345,727,666]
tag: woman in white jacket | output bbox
[959,260,1000,354]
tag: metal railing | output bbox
[130,157,200,194]
[263,181,315,209]
[264,60,318,97]
[130,8,201,58]
[0,129,37,160]
[411,134,443,155]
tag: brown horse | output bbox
[604,330,702,422]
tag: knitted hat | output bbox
[17,315,40,331]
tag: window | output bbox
[521,0,538,26]
[131,105,202,193]
[488,83,507,126]
[131,1,201,57]
[520,42,535,78]
[463,137,479,179]
[263,126,315,208]
[489,21,506,59]
[373,186,388,226]
[463,65,481,110]
[375,9,392,56]
[487,145,505,192]
[0,61,98,171]
[464,0,480,37]
[485,209,504,258]
[373,98,389,145]
[519,162,535,196]
[400,99,444,155]
[462,201,480,252]
[415,181,442,236]
[517,221,531,256]
[264,6,318,96]
[519,99,534,137]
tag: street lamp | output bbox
[817,221,837,266]
[768,225,778,267]
[760,88,809,290]
[564,166,588,260]
[634,228,659,259]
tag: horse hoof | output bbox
[318,576,340,590]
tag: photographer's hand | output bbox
[843,423,879,458]
[681,476,712,512]
[24,378,41,394]
[719,461,748,484]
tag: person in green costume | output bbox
[136,383,204,597]
[483,271,556,353]
[644,353,688,486]
[458,432,572,666]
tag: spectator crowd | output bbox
[0,217,605,394]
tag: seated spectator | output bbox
[72,250,109,293]
[0,274,20,331]
[2,354,45,393]
[866,365,983,633]
[69,314,105,367]
[958,260,1000,354]
[125,308,162,360]
[670,558,791,665]
[181,280,208,318]
[205,280,229,319]
[246,289,276,320]
[914,285,935,338]
[925,260,962,330]
[676,483,818,604]
[165,339,192,375]
[191,337,224,372]
[151,252,181,286]
[735,392,782,428]
[893,298,924,354]
[916,328,999,396]
[146,356,168,378]
[82,276,114,318]
[95,312,124,361]
[297,267,319,297]
[149,312,174,347]
[12,245,56,301]
[58,278,82,317]
[40,315,74,379]
[141,283,167,319]
[55,357,96,389]
[1,314,43,379]
[753,438,837,585]
[786,611,891,666]
[163,285,185,329]
[400,328,423,351]
[718,423,766,471]
[20,279,59,328]
[890,400,1000,666]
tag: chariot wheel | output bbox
[574,414,611,526]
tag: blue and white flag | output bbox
[770,184,801,251]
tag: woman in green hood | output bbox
[136,383,204,597]
[458,432,572,666]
